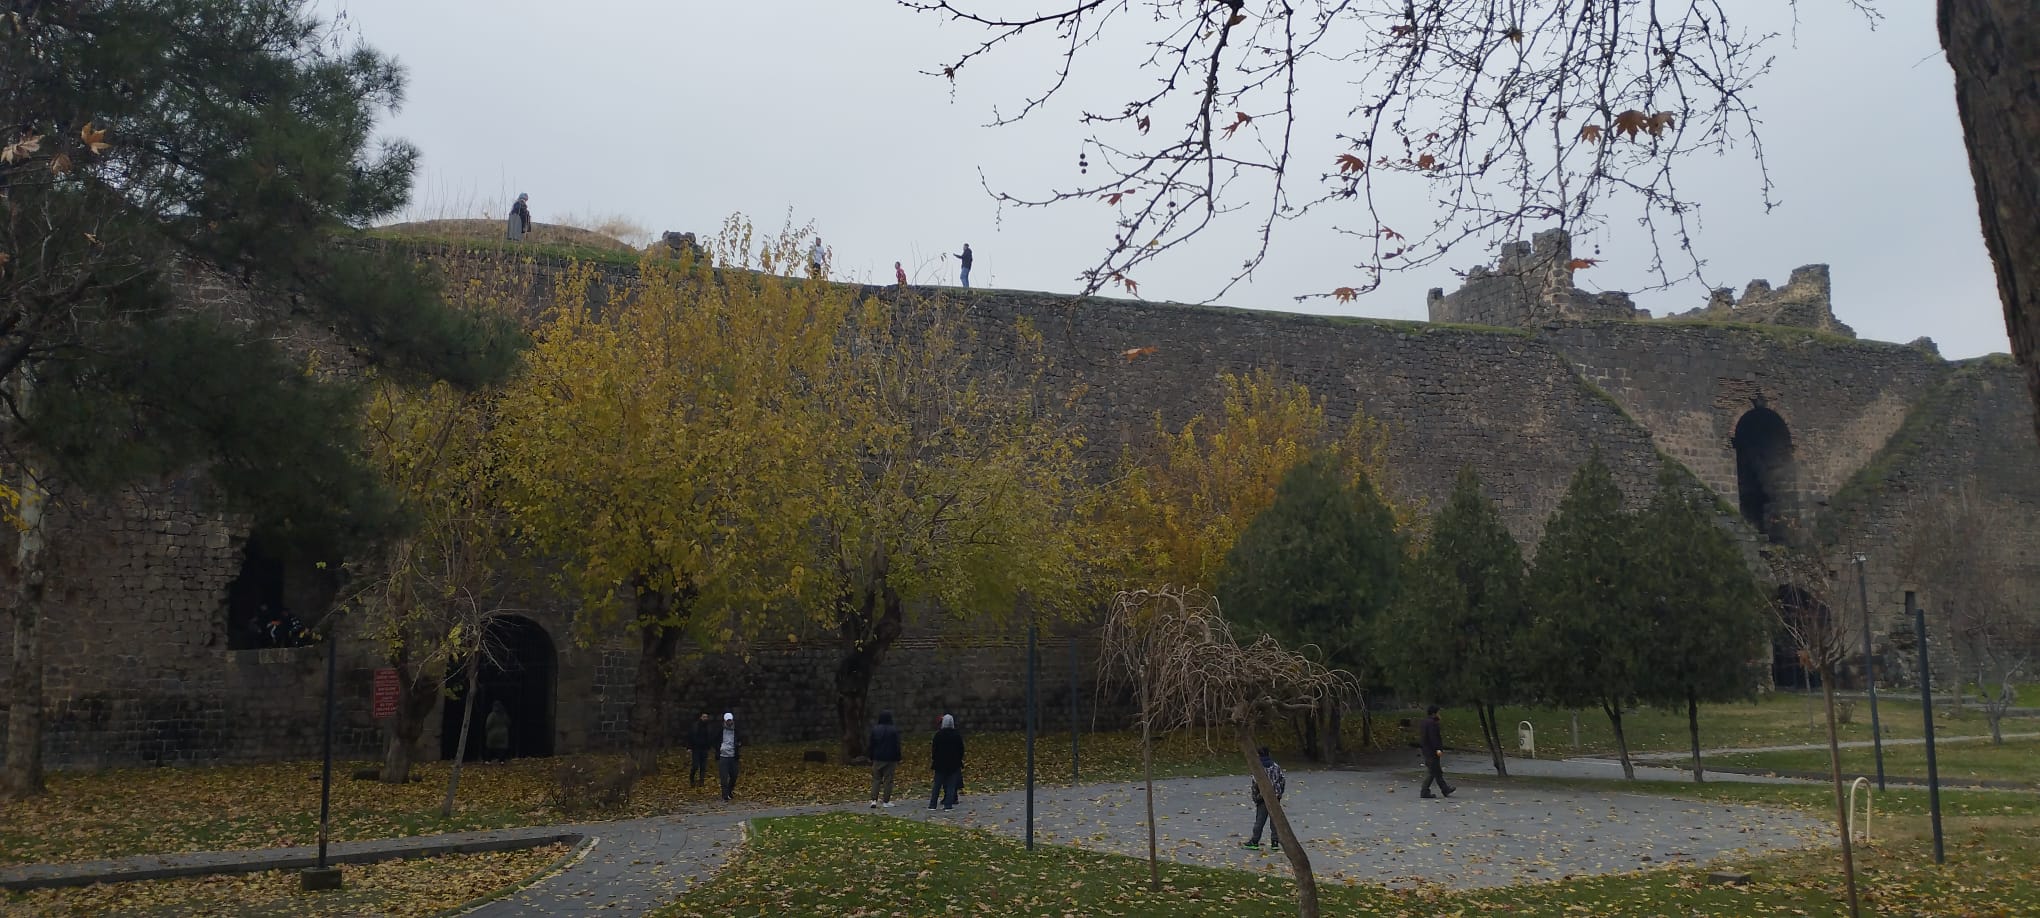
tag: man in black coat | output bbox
[868,710,903,808]
[1419,705,1455,799]
[685,712,717,787]
[929,714,965,810]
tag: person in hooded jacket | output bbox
[928,714,964,810]
[685,712,718,787]
[506,193,531,241]
[868,710,903,808]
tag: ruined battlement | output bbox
[1427,229,1853,338]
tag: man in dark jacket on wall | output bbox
[868,710,903,808]
[1419,705,1455,799]
[686,712,717,788]
[929,714,964,810]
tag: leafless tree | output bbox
[1770,547,1862,918]
[903,0,1817,301]
[1901,489,2040,744]
[1099,586,1356,918]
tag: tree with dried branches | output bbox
[905,2,2040,455]
[1901,488,2040,744]
[1099,587,1356,918]
[1770,547,1863,918]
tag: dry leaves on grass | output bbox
[2,844,567,918]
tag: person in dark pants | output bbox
[1243,746,1287,850]
[1419,705,1455,799]
[686,712,717,787]
[716,712,743,802]
[928,714,964,810]
[868,710,903,808]
[953,243,973,288]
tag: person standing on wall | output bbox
[868,710,903,808]
[506,193,531,242]
[929,714,964,810]
[809,237,827,279]
[1419,705,1455,799]
[686,711,717,788]
[894,261,908,287]
[716,712,743,802]
[949,243,973,288]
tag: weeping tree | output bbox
[1100,587,1355,918]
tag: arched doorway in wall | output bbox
[1733,405,1796,542]
[442,616,558,760]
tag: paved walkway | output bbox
[7,765,1829,915]
[905,768,1823,890]
[1627,732,2040,762]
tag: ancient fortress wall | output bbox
[2,241,2034,768]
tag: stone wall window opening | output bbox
[443,615,558,761]
[223,535,314,650]
[1733,405,1796,542]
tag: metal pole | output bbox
[1025,622,1037,850]
[1069,633,1080,782]
[1854,555,1885,792]
[1909,591,1945,864]
[317,623,337,869]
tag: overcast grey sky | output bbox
[323,1,2010,359]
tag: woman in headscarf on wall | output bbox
[507,193,531,241]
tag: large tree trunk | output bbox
[835,581,904,763]
[1821,667,1863,918]
[1687,689,1706,784]
[1238,725,1321,918]
[1940,0,2040,447]
[2,459,48,800]
[380,659,440,784]
[629,622,682,776]
[1604,701,1636,780]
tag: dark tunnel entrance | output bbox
[1734,406,1796,542]
[442,616,557,761]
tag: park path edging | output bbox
[0,825,583,892]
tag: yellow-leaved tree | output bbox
[816,295,1091,761]
[1096,368,1407,593]
[494,217,840,775]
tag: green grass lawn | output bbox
[658,782,2040,917]
[1425,693,2010,761]
[1708,735,2040,787]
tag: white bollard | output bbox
[1517,721,1536,759]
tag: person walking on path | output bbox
[484,701,512,763]
[929,714,964,810]
[506,193,531,241]
[686,712,717,788]
[868,710,903,808]
[895,261,908,287]
[1242,746,1287,850]
[716,712,743,802]
[951,243,973,288]
[1419,705,1455,799]
[808,237,827,279]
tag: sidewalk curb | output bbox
[0,831,585,892]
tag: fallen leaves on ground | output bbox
[2,844,566,917]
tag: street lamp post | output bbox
[301,617,344,891]
[1853,554,1885,792]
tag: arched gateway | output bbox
[442,615,558,760]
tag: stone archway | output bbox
[1733,405,1796,542]
[442,615,557,760]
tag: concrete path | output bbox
[1437,751,1813,784]
[6,766,1829,914]
[1627,732,2040,762]
[888,768,1822,891]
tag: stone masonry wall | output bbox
[4,244,2034,769]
